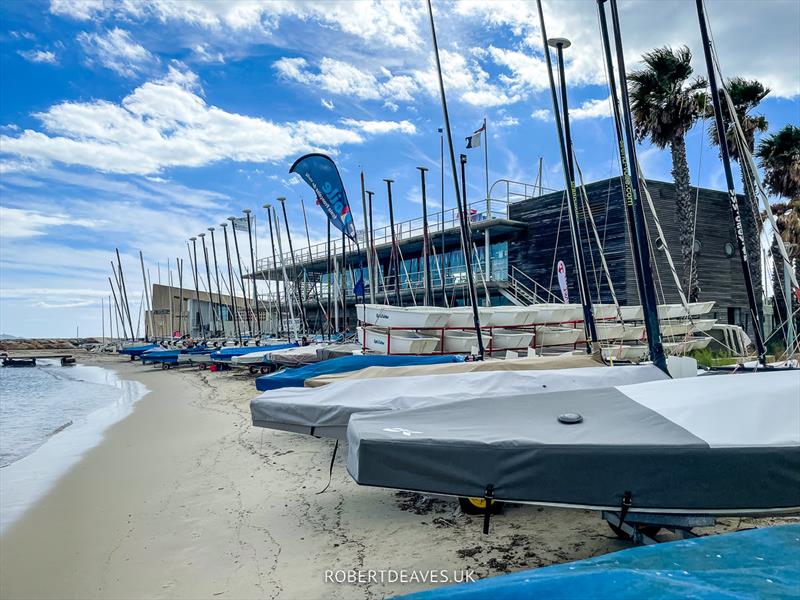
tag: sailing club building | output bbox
[247,177,764,337]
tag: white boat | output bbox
[618,324,646,341]
[535,326,582,347]
[443,330,492,353]
[657,303,686,320]
[231,350,271,365]
[445,307,493,328]
[602,344,649,362]
[484,306,538,327]
[357,327,440,354]
[666,337,713,355]
[688,301,715,316]
[593,304,645,321]
[356,304,449,329]
[660,321,693,337]
[692,318,716,332]
[490,329,535,350]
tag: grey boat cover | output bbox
[316,344,363,361]
[250,365,667,440]
[347,371,800,514]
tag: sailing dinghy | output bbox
[347,371,800,515]
[251,365,668,440]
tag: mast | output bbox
[115,249,135,339]
[220,223,243,344]
[439,127,446,306]
[427,0,484,357]
[227,216,254,336]
[545,33,597,350]
[271,206,298,341]
[108,276,128,340]
[460,155,486,358]
[606,0,669,374]
[384,178,401,306]
[264,204,285,338]
[483,117,491,303]
[418,166,433,305]
[176,258,184,336]
[694,0,766,366]
[361,171,375,303]
[367,191,377,299]
[208,228,226,336]
[198,233,218,336]
[326,220,332,340]
[277,197,309,333]
[243,209,261,337]
[139,251,154,340]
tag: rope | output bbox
[548,191,567,294]
[688,118,705,300]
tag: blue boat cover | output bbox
[401,524,800,599]
[118,344,158,356]
[255,354,465,392]
[210,344,297,362]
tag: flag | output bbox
[557,260,569,303]
[353,274,365,298]
[230,217,249,232]
[289,153,357,242]
[465,123,485,149]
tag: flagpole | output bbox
[326,220,332,340]
[427,0,484,359]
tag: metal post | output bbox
[220,224,242,344]
[483,117,491,301]
[460,155,486,358]
[367,191,377,297]
[327,220,332,340]
[439,127,446,305]
[243,209,261,337]
[694,0,766,366]
[385,178,401,306]
[227,217,254,336]
[264,205,285,338]
[418,166,433,306]
[208,228,226,336]
[198,233,218,336]
[361,171,375,304]
[277,197,308,333]
[550,36,598,349]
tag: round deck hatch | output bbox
[557,413,583,424]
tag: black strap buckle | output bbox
[482,484,495,534]
[619,490,633,527]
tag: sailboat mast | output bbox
[227,217,254,336]
[264,204,285,338]
[459,155,486,358]
[208,228,226,336]
[427,0,484,357]
[384,179,401,306]
[220,224,243,344]
[115,249,136,339]
[108,277,127,340]
[418,166,433,306]
[198,233,218,336]
[277,197,308,334]
[361,171,375,304]
[604,0,669,374]
[694,0,766,366]
[243,209,261,338]
[139,251,154,341]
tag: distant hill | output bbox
[0,333,19,340]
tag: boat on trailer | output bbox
[357,327,441,354]
[346,371,800,515]
[356,304,449,329]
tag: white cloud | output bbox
[531,108,551,121]
[0,66,414,175]
[570,96,612,120]
[340,119,416,135]
[320,98,335,111]
[495,115,520,128]
[0,206,100,238]
[51,0,425,49]
[193,43,224,64]
[77,27,155,77]
[17,49,58,64]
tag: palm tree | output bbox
[757,125,800,200]
[708,77,769,307]
[628,46,707,301]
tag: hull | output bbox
[445,307,492,328]
[490,329,534,350]
[347,371,800,514]
[443,330,491,353]
[602,345,649,362]
[689,301,715,316]
[357,327,441,354]
[657,304,686,320]
[535,326,582,347]
[251,365,667,440]
[356,304,449,329]
[594,304,644,322]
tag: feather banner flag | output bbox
[289,153,357,242]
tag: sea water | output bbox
[0,360,148,531]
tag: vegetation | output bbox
[628,46,707,301]
[757,124,800,200]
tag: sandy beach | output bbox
[1,352,796,599]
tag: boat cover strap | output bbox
[619,490,633,528]
[482,484,495,535]
[316,439,339,495]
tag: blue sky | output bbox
[1,0,798,338]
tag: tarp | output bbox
[210,344,297,362]
[348,371,800,513]
[251,365,667,440]
[118,344,158,356]
[305,353,602,387]
[316,344,363,361]
[268,344,329,367]
[401,524,800,599]
[255,354,464,392]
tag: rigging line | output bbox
[548,190,568,295]
[688,117,706,301]
[581,185,603,304]
[471,242,492,304]
[396,244,417,306]
[574,155,624,321]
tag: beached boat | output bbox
[692,318,716,332]
[346,371,800,514]
[268,344,327,367]
[210,344,297,363]
[357,327,440,354]
[118,343,158,358]
[443,330,491,353]
[445,307,493,328]
[356,304,449,329]
[659,321,693,337]
[688,301,715,316]
[251,365,668,440]
[602,345,649,362]
[594,304,644,321]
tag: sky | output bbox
[1,0,798,338]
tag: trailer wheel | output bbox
[161,363,170,370]
[248,366,259,375]
[260,366,270,375]
[459,497,503,515]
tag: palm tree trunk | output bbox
[739,168,763,314]
[671,136,699,301]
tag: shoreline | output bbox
[2,353,797,599]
